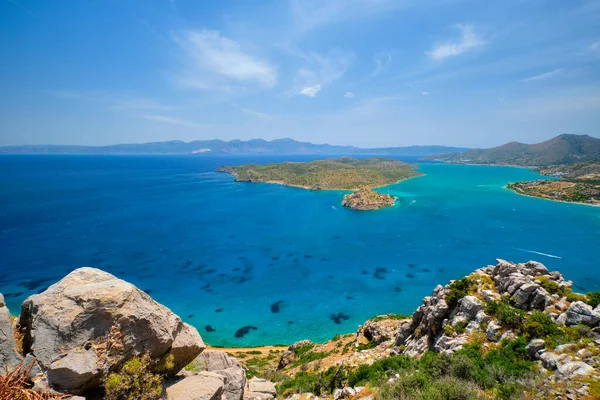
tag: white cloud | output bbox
[113,98,181,111]
[522,68,563,82]
[344,91,355,98]
[422,91,429,95]
[175,30,277,92]
[285,49,352,97]
[589,41,600,51]
[372,52,392,76]
[138,115,199,127]
[241,108,272,119]
[426,25,485,60]
[300,84,322,97]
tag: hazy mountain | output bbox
[0,138,469,157]
[428,134,600,166]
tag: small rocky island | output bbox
[341,188,396,210]
[217,157,421,210]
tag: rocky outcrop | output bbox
[278,340,314,370]
[341,188,395,210]
[395,259,599,380]
[0,293,23,372]
[167,372,225,400]
[357,317,406,345]
[18,267,206,393]
[247,377,276,398]
[193,350,246,400]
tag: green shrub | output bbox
[523,311,561,339]
[566,292,587,303]
[370,313,412,322]
[454,320,469,334]
[447,278,476,309]
[277,366,346,396]
[347,355,414,386]
[486,300,525,329]
[292,350,331,367]
[587,291,600,308]
[104,355,162,400]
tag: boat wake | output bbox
[403,200,417,209]
[514,248,562,259]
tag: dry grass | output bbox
[0,359,66,400]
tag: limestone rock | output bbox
[486,321,501,342]
[526,339,545,359]
[458,296,483,320]
[18,267,206,393]
[278,340,313,370]
[167,372,225,400]
[194,350,246,400]
[0,293,23,372]
[565,301,600,327]
[540,352,561,370]
[248,377,276,397]
[557,361,595,379]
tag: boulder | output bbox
[278,340,313,370]
[167,372,225,400]
[486,321,501,342]
[565,301,600,327]
[540,352,561,370]
[247,377,276,397]
[458,296,483,320]
[193,350,246,400]
[18,267,206,393]
[557,361,595,379]
[526,339,545,359]
[0,293,23,372]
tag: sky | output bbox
[1,0,599,148]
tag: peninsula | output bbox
[507,160,600,205]
[216,157,422,210]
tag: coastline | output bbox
[505,184,600,208]
[222,169,425,192]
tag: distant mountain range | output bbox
[428,134,600,166]
[0,138,469,157]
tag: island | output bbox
[216,156,422,210]
[507,160,600,205]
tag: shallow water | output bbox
[1,155,598,346]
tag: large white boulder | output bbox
[19,267,205,393]
[0,294,24,372]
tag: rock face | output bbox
[341,188,395,211]
[277,340,314,370]
[167,372,225,400]
[395,259,594,358]
[18,267,206,393]
[247,377,276,397]
[193,350,246,400]
[0,293,24,372]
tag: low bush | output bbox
[587,291,600,308]
[103,355,162,400]
[348,355,414,386]
[523,311,562,339]
[447,278,476,309]
[485,300,525,329]
[277,366,346,396]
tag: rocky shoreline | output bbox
[1,260,599,399]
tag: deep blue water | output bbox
[1,155,599,347]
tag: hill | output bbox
[0,138,468,156]
[429,134,600,166]
[216,157,422,191]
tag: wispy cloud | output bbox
[285,48,353,96]
[422,91,430,95]
[174,30,277,92]
[344,91,355,98]
[372,53,392,76]
[522,68,563,82]
[289,0,404,33]
[426,24,485,60]
[113,98,182,111]
[240,108,272,119]
[138,115,199,127]
[300,84,322,97]
[589,41,600,51]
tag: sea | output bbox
[1,155,599,347]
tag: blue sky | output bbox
[1,0,599,147]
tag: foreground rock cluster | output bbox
[0,267,275,400]
[2,260,599,399]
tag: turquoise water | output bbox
[1,155,599,347]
